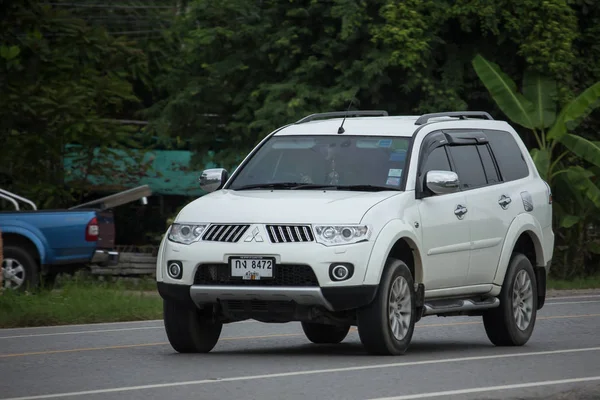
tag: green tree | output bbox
[150,0,591,171]
[0,1,161,208]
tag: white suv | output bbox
[156,110,554,355]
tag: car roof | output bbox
[274,115,511,138]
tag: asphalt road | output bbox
[1,294,600,400]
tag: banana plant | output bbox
[472,54,600,179]
[471,54,600,274]
[472,54,600,196]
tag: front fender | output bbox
[362,219,423,285]
[155,230,169,282]
[0,224,48,264]
[492,213,546,286]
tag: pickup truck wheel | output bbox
[483,252,538,346]
[357,258,416,355]
[163,300,222,353]
[2,245,39,291]
[301,322,350,344]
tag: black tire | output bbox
[163,299,223,353]
[357,258,416,355]
[2,245,39,291]
[483,252,538,346]
[301,322,350,344]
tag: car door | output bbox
[416,139,471,290]
[445,131,519,286]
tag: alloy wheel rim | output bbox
[2,258,26,289]
[512,269,534,331]
[388,276,412,341]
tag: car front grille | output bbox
[266,224,314,243]
[202,224,250,243]
[193,263,319,286]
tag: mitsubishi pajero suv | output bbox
[156,110,554,355]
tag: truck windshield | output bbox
[227,135,411,191]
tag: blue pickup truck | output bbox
[0,186,151,291]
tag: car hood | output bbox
[176,189,402,224]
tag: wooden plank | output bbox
[90,252,158,276]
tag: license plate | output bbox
[229,256,274,280]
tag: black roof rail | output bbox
[414,111,494,126]
[295,110,389,124]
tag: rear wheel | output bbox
[301,322,350,344]
[163,300,222,353]
[483,252,538,346]
[2,245,39,291]
[357,258,416,355]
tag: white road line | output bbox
[1,302,597,338]
[367,376,600,400]
[545,300,600,306]
[0,319,163,332]
[3,346,600,400]
[547,294,600,300]
[0,326,164,340]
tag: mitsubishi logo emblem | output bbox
[244,226,264,242]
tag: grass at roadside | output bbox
[547,275,600,290]
[0,276,162,329]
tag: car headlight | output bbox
[167,223,207,245]
[313,225,371,246]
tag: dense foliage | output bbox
[2,0,600,278]
[0,0,176,207]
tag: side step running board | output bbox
[423,297,500,316]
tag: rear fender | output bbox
[493,213,545,287]
[0,224,48,264]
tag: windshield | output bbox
[227,135,411,191]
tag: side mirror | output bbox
[199,168,229,193]
[425,170,460,195]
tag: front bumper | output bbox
[91,249,119,267]
[157,282,378,312]
[157,232,379,311]
[158,239,375,288]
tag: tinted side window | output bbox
[485,130,529,181]
[477,145,500,184]
[422,146,451,176]
[448,145,487,189]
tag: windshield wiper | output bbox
[233,183,400,192]
[290,184,339,190]
[333,184,400,192]
[291,183,401,191]
[233,182,303,190]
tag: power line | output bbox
[41,3,176,9]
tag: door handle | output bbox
[498,195,512,209]
[454,204,468,219]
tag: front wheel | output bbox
[301,322,350,344]
[483,252,538,346]
[357,258,416,355]
[163,300,223,353]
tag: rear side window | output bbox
[447,145,487,189]
[477,145,500,184]
[485,130,529,181]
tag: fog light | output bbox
[167,260,183,279]
[329,263,354,282]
